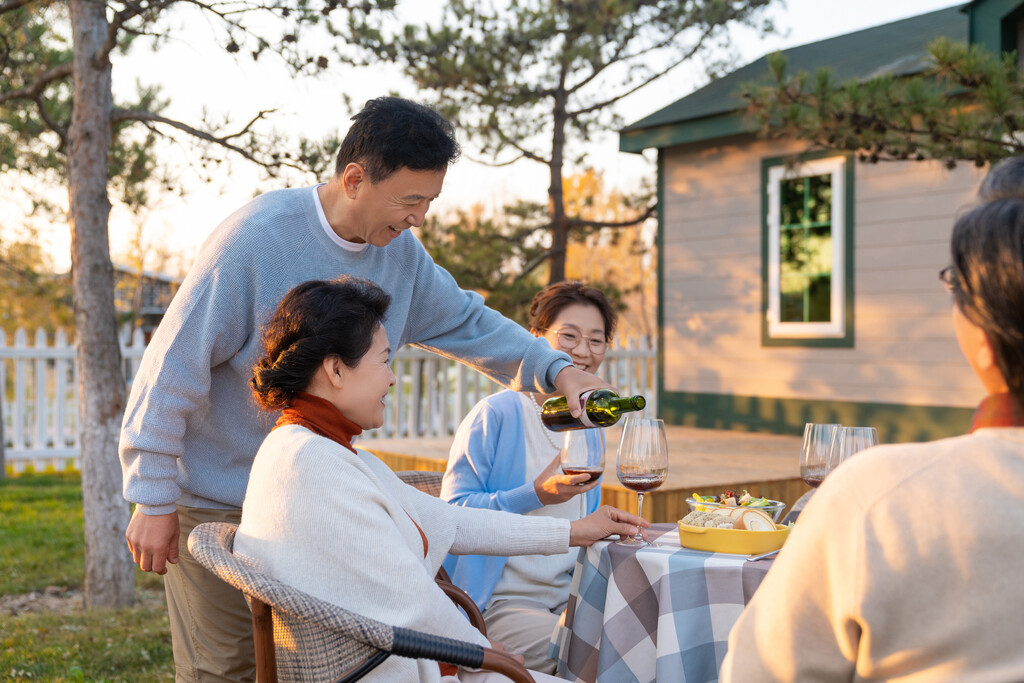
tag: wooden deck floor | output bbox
[363,425,809,524]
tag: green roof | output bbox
[619,4,969,153]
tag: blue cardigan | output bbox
[441,390,601,610]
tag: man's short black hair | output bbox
[334,96,461,182]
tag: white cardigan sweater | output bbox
[721,428,1024,682]
[234,425,571,682]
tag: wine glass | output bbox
[799,423,840,489]
[615,417,668,547]
[560,429,606,517]
[827,426,879,473]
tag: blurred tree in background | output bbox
[420,170,656,339]
[0,234,73,335]
[359,0,777,283]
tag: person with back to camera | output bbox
[720,169,1024,681]
[119,96,613,682]
[233,275,649,683]
[440,281,617,673]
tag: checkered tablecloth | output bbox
[549,523,774,683]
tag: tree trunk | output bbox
[0,398,5,479]
[68,0,134,608]
[547,93,570,285]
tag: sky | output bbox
[11,0,964,273]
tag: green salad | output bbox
[691,489,774,508]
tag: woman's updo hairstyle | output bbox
[251,276,390,410]
[528,280,618,342]
[949,197,1024,407]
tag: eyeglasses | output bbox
[939,265,956,291]
[541,328,608,354]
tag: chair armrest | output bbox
[390,628,534,683]
[481,648,536,683]
[436,577,487,636]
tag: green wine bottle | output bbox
[540,389,646,432]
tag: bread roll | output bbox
[735,508,775,531]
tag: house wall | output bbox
[659,135,988,441]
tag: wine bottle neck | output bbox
[606,395,645,411]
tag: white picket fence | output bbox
[1,327,657,474]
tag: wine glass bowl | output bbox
[615,416,668,547]
[800,423,840,488]
[559,429,606,483]
[827,426,879,472]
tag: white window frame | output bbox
[765,156,847,339]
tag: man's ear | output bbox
[341,163,367,198]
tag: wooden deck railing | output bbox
[0,327,656,474]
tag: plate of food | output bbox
[677,504,790,555]
[687,489,787,522]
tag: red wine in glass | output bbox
[802,473,825,488]
[561,466,604,482]
[619,470,666,492]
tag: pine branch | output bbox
[0,0,33,14]
[568,203,657,230]
[34,94,68,145]
[0,63,73,105]
[110,107,305,172]
[571,27,714,117]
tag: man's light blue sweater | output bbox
[119,186,572,514]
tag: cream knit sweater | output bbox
[234,425,571,682]
[721,428,1024,682]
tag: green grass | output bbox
[1,601,174,681]
[0,472,173,681]
[1,472,86,594]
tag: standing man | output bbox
[120,96,610,682]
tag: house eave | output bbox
[619,110,758,154]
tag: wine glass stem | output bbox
[635,492,645,542]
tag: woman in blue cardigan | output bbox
[441,281,617,674]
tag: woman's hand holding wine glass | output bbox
[615,417,668,547]
[569,505,650,547]
[535,430,604,506]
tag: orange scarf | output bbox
[971,392,1024,431]
[273,391,362,453]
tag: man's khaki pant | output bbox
[166,506,256,683]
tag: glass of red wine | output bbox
[800,423,840,489]
[615,417,668,547]
[560,429,606,517]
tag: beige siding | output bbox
[662,136,987,409]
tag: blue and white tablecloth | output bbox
[550,523,774,683]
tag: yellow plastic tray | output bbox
[677,521,790,555]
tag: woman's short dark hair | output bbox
[528,281,618,342]
[334,96,461,182]
[950,197,1024,406]
[251,277,391,410]
[979,157,1024,202]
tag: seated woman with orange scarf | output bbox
[232,276,648,682]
